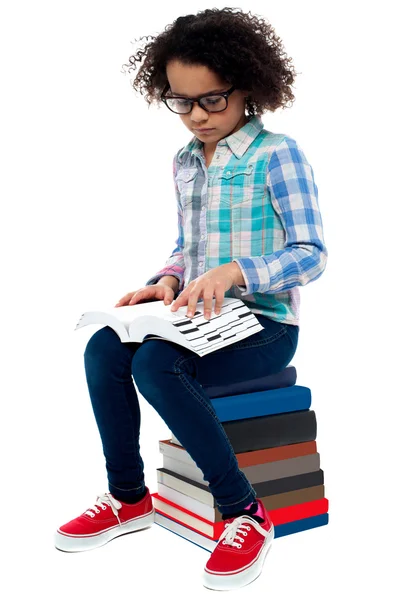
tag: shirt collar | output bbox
[177,114,264,164]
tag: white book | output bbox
[170,433,183,447]
[75,298,264,357]
[159,440,197,467]
[156,468,215,507]
[162,456,208,485]
[155,512,216,553]
[157,482,219,523]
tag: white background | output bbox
[1,1,397,598]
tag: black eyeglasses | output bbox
[161,84,236,114]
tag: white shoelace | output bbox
[219,516,269,549]
[84,493,123,525]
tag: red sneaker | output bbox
[54,488,154,552]
[202,499,274,590]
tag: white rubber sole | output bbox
[54,509,155,552]
[202,525,274,591]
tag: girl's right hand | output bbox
[114,283,176,307]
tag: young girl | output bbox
[54,7,327,591]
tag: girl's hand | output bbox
[170,264,236,320]
[115,283,176,307]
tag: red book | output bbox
[270,497,329,525]
[151,492,329,541]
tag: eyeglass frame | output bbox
[161,83,236,114]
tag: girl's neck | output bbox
[202,114,249,154]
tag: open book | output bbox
[75,298,264,357]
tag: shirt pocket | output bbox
[175,167,198,207]
[218,163,255,206]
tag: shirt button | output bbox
[201,234,205,240]
[202,206,205,211]
[226,171,231,175]
[199,262,203,267]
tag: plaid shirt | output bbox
[145,114,327,325]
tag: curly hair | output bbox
[121,7,299,118]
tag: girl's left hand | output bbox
[170,264,236,320]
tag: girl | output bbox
[54,7,327,591]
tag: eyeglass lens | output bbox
[165,95,227,114]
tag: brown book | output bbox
[213,484,325,522]
[237,441,317,467]
[159,438,317,468]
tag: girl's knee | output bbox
[84,326,121,363]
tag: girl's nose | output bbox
[190,102,209,121]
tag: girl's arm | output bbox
[233,137,328,295]
[144,150,186,293]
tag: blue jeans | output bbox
[83,314,299,516]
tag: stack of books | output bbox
[152,365,329,552]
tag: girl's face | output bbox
[165,60,249,151]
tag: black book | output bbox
[222,409,317,453]
[253,468,324,497]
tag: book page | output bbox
[76,299,264,357]
[169,299,265,357]
[74,301,197,347]
[75,310,131,342]
[97,301,176,326]
[74,302,172,342]
[129,298,265,357]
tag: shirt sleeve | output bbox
[232,136,328,295]
[144,150,186,293]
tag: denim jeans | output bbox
[83,313,299,516]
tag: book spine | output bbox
[159,441,196,467]
[170,433,182,446]
[162,456,207,484]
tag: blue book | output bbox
[274,513,329,538]
[210,385,311,422]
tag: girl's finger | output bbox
[187,291,201,317]
[115,297,127,307]
[170,298,182,311]
[116,293,132,306]
[202,289,214,320]
[214,286,225,315]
